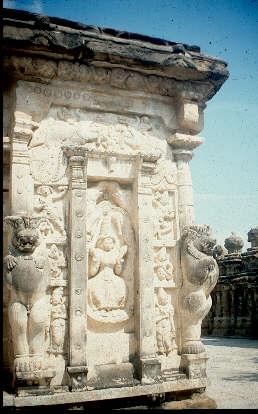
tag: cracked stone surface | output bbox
[204,336,258,409]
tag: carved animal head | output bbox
[4,215,41,253]
[182,224,217,256]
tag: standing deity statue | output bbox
[88,235,128,321]
[155,288,176,356]
[3,215,55,386]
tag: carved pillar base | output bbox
[181,340,206,355]
[139,358,162,384]
[179,352,208,379]
[16,368,56,397]
[67,366,88,391]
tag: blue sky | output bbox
[4,0,258,249]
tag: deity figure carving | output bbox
[49,287,67,355]
[3,215,54,385]
[154,247,175,282]
[180,225,219,354]
[88,236,128,322]
[87,181,134,324]
[48,244,66,284]
[34,185,67,238]
[155,288,176,356]
[153,186,175,241]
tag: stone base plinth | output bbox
[179,353,208,379]
[3,377,207,408]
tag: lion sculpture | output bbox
[179,224,219,355]
[3,215,54,386]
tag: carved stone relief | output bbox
[33,183,68,386]
[87,181,135,326]
[180,225,219,355]
[154,247,175,286]
[3,215,55,386]
[28,105,169,186]
[155,288,177,357]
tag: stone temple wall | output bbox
[202,229,258,338]
[3,8,228,408]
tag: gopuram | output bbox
[203,229,258,338]
[3,8,228,409]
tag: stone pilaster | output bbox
[173,149,194,229]
[11,111,38,214]
[135,158,161,382]
[167,133,203,231]
[63,147,88,391]
[168,92,205,230]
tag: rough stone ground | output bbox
[203,336,258,409]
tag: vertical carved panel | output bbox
[64,148,88,390]
[136,159,161,382]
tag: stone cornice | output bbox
[3,55,222,104]
[3,8,229,102]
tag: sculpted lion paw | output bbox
[4,254,17,271]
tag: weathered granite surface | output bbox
[3,8,228,407]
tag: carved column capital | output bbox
[168,133,203,153]
[63,146,88,190]
[63,146,88,161]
